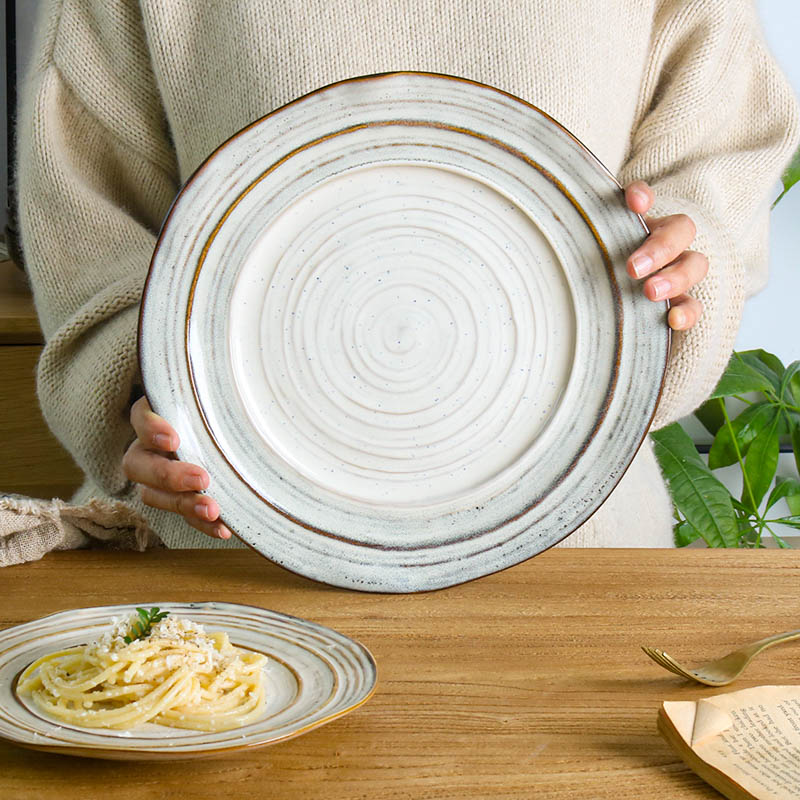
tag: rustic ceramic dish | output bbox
[139,72,669,592]
[0,603,376,760]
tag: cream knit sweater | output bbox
[17,0,800,550]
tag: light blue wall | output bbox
[735,1,800,366]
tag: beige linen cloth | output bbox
[0,494,163,567]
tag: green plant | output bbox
[773,146,800,208]
[652,351,800,547]
[123,607,169,643]
[652,148,800,548]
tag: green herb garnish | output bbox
[123,607,169,644]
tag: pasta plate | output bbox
[139,72,669,592]
[0,602,376,760]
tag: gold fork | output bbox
[642,628,800,686]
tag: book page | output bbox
[665,686,800,800]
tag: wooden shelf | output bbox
[0,259,43,344]
[0,259,83,498]
[0,346,83,498]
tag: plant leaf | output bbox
[124,607,170,644]
[735,517,760,548]
[792,419,800,479]
[731,497,752,514]
[735,350,784,392]
[709,355,775,399]
[773,516,800,529]
[780,361,800,406]
[751,350,786,378]
[674,519,702,547]
[651,424,739,548]
[792,372,800,407]
[695,397,726,436]
[708,402,777,469]
[773,146,800,207]
[744,412,781,509]
[766,476,800,513]
[765,528,791,548]
[778,410,793,438]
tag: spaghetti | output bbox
[17,611,267,732]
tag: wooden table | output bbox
[2,548,799,799]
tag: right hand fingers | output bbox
[123,441,208,493]
[139,484,219,520]
[138,485,231,540]
[130,395,180,451]
[181,515,233,541]
[127,398,209,490]
[125,397,231,540]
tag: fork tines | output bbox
[641,646,691,679]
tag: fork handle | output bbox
[750,628,800,650]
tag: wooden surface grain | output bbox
[3,548,800,799]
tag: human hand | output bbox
[122,396,232,540]
[624,181,707,331]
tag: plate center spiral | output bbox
[228,163,575,508]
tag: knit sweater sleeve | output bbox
[618,0,800,429]
[17,0,179,494]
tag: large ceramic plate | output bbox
[139,72,669,592]
[0,603,376,760]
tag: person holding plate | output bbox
[12,0,800,560]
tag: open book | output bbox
[659,686,800,800]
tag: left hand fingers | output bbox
[624,181,706,331]
[667,294,704,331]
[642,250,709,302]
[627,213,697,279]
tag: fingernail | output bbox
[194,503,208,519]
[671,308,686,328]
[650,277,671,299]
[182,474,205,491]
[216,525,231,540]
[153,433,172,450]
[630,253,653,278]
[632,187,649,205]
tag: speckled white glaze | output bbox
[227,163,574,507]
[139,72,669,593]
[0,603,376,760]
